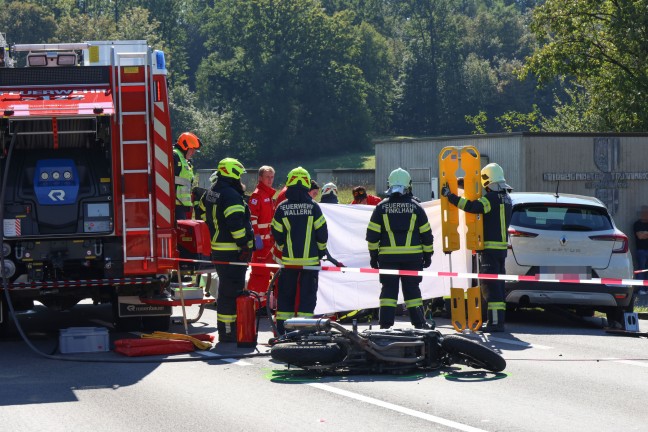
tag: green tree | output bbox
[0,2,57,44]
[522,0,648,131]
[197,0,375,164]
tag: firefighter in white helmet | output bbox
[442,163,512,332]
[320,182,339,204]
[366,168,434,329]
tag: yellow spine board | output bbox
[466,286,483,331]
[439,147,460,253]
[450,287,467,332]
[460,146,484,251]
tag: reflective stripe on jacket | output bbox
[448,189,512,250]
[204,177,254,252]
[249,182,276,249]
[271,188,328,266]
[365,194,433,262]
[173,148,193,207]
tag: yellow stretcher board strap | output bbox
[439,147,460,253]
[460,147,484,251]
[450,287,466,332]
[466,286,483,331]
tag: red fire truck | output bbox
[0,40,185,333]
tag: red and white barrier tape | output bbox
[175,257,648,287]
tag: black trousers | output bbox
[213,251,247,336]
[276,269,319,334]
[378,259,425,328]
[479,250,507,325]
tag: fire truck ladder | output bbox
[114,48,154,267]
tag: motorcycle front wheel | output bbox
[441,335,506,372]
[271,343,346,367]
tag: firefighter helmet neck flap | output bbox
[387,168,411,195]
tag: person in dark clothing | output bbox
[441,163,512,332]
[309,180,320,200]
[271,167,328,335]
[320,182,339,204]
[633,206,648,285]
[366,168,434,329]
[203,157,255,342]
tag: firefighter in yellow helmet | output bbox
[441,162,512,332]
[366,168,434,329]
[271,167,328,335]
[203,157,254,342]
[173,132,201,220]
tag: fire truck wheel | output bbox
[141,315,171,332]
[271,343,346,366]
[441,334,506,372]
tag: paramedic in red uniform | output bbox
[247,166,277,299]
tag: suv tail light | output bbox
[508,228,539,238]
[508,228,538,249]
[589,234,629,253]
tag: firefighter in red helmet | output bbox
[173,132,201,220]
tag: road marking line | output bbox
[308,382,488,432]
[602,358,648,368]
[196,351,252,365]
[485,336,553,350]
[615,360,648,368]
[459,333,553,350]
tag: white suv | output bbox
[505,192,635,325]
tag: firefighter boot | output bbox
[276,319,286,336]
[379,306,395,329]
[410,306,435,330]
[483,309,505,333]
[217,321,237,343]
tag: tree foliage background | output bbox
[1,0,643,168]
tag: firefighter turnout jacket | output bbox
[446,189,512,251]
[446,187,512,330]
[203,176,254,252]
[366,195,434,261]
[173,148,193,208]
[271,187,328,266]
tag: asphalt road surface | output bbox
[1,300,648,432]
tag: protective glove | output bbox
[422,252,432,268]
[441,183,451,197]
[254,234,264,251]
[238,246,253,263]
[369,250,379,269]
